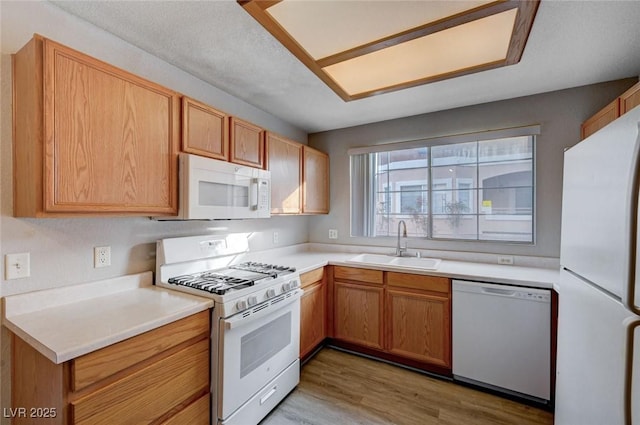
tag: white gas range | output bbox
[156,234,302,425]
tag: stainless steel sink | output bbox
[347,253,441,271]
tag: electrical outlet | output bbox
[498,255,514,265]
[94,246,111,268]
[272,231,279,245]
[5,253,31,279]
[328,229,338,239]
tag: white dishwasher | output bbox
[452,279,551,403]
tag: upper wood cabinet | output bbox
[302,146,330,214]
[230,116,265,168]
[12,35,180,217]
[621,82,640,114]
[581,80,640,140]
[580,98,620,140]
[182,96,229,161]
[266,132,303,214]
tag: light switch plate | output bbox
[5,253,31,279]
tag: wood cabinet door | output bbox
[302,146,329,214]
[386,288,451,368]
[333,281,383,349]
[43,38,179,214]
[182,96,229,160]
[230,117,264,168]
[621,82,640,114]
[266,132,302,214]
[71,339,209,425]
[580,98,620,139]
[300,281,326,358]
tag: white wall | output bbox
[0,1,309,417]
[308,78,638,259]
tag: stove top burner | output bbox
[230,261,296,275]
[166,262,296,295]
[167,272,257,295]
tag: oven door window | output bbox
[220,299,300,419]
[241,312,291,378]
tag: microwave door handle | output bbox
[250,178,259,211]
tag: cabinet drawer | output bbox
[160,393,210,425]
[72,311,209,391]
[301,267,324,288]
[387,272,450,295]
[334,266,383,284]
[71,339,209,425]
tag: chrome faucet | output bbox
[396,220,408,256]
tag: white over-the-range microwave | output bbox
[157,153,271,220]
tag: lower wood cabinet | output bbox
[11,311,211,425]
[331,266,452,373]
[300,268,327,358]
[386,273,451,368]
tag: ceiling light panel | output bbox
[240,0,540,101]
[323,8,517,96]
[267,0,494,60]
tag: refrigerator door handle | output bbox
[624,317,640,425]
[626,124,640,316]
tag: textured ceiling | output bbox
[49,1,640,134]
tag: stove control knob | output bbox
[266,288,277,298]
[247,295,258,306]
[289,279,300,288]
[282,282,292,292]
[236,299,248,311]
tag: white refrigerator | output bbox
[556,105,640,424]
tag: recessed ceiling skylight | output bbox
[240,0,539,101]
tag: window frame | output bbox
[349,125,538,244]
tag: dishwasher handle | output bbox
[481,287,517,297]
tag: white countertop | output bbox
[1,271,213,364]
[1,244,558,365]
[237,244,559,290]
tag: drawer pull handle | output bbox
[260,385,278,405]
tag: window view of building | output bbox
[351,135,534,243]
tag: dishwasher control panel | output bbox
[515,291,550,302]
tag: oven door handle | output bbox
[224,289,302,330]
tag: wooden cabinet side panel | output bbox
[302,146,329,214]
[300,281,327,358]
[386,288,451,368]
[72,310,209,391]
[230,117,265,168]
[43,38,179,214]
[334,266,383,284]
[12,334,67,425]
[182,96,229,160]
[13,36,44,217]
[333,282,384,349]
[621,82,640,114]
[159,394,210,425]
[266,133,302,214]
[71,339,209,425]
[580,98,620,140]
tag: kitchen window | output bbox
[349,126,537,243]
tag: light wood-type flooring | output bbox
[261,348,553,425]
